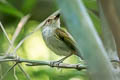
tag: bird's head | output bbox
[42,13,60,29]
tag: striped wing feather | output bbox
[55,28,76,52]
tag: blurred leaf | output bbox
[114,0,120,20]
[88,10,101,35]
[22,0,37,14]
[0,1,23,18]
[56,0,115,80]
[98,1,120,79]
[98,0,120,59]
[83,0,98,11]
[98,1,118,61]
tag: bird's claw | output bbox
[50,60,63,67]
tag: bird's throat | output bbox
[42,26,56,37]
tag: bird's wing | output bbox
[55,28,83,59]
[54,28,76,52]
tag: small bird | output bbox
[41,13,83,64]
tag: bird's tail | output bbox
[74,49,84,60]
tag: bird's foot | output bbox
[50,60,63,67]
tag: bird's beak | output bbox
[54,13,60,20]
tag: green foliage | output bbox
[0,1,23,18]
[88,10,101,35]
[56,0,115,80]
[83,0,98,11]
[22,0,37,14]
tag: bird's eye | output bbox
[47,19,51,22]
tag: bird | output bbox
[41,13,83,64]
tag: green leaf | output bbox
[22,0,37,14]
[0,1,23,18]
[88,10,101,35]
[56,0,115,80]
[83,0,98,11]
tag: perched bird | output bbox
[41,13,83,64]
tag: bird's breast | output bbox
[42,27,71,56]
